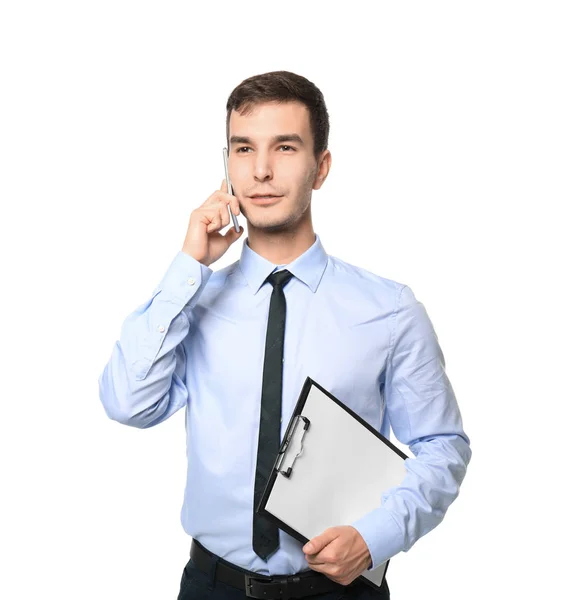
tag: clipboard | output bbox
[257,376,408,590]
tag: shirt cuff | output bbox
[351,508,405,572]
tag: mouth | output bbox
[249,195,283,205]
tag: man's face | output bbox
[228,101,326,232]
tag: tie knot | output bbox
[266,269,294,290]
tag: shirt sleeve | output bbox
[351,284,472,571]
[98,250,213,429]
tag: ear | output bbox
[313,150,332,190]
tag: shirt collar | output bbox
[238,233,329,295]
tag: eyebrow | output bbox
[229,134,305,146]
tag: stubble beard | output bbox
[242,168,317,233]
[241,193,310,233]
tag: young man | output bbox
[98,70,471,600]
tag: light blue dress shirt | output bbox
[98,233,471,576]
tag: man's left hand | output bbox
[302,526,372,586]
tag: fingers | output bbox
[305,550,332,567]
[198,181,241,234]
[306,559,343,584]
[307,560,339,583]
[183,180,244,265]
[203,180,240,214]
[305,556,325,566]
[204,202,231,233]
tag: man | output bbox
[98,70,471,600]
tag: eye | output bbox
[234,145,296,153]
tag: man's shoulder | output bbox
[327,253,407,299]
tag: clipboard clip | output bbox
[274,415,310,479]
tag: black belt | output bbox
[189,538,352,599]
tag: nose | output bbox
[253,150,273,182]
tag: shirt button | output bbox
[158,325,165,333]
[187,277,196,286]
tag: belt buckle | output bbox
[244,574,270,599]
[244,574,300,600]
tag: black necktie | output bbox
[252,269,294,561]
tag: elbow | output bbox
[100,399,156,429]
[99,388,155,428]
[99,389,138,427]
[98,369,148,428]
[102,402,139,427]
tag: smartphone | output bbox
[222,147,240,233]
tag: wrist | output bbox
[181,247,209,267]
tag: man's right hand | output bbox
[181,179,245,267]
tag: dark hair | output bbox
[225,70,330,161]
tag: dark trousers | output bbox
[176,555,391,600]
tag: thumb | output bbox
[220,178,228,192]
[224,224,244,245]
[303,528,338,554]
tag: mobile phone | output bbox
[222,147,240,233]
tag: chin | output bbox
[241,199,310,233]
[260,221,294,233]
[249,217,292,232]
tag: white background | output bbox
[1,1,562,598]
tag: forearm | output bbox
[352,431,471,570]
[98,251,212,428]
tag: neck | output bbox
[246,211,315,265]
